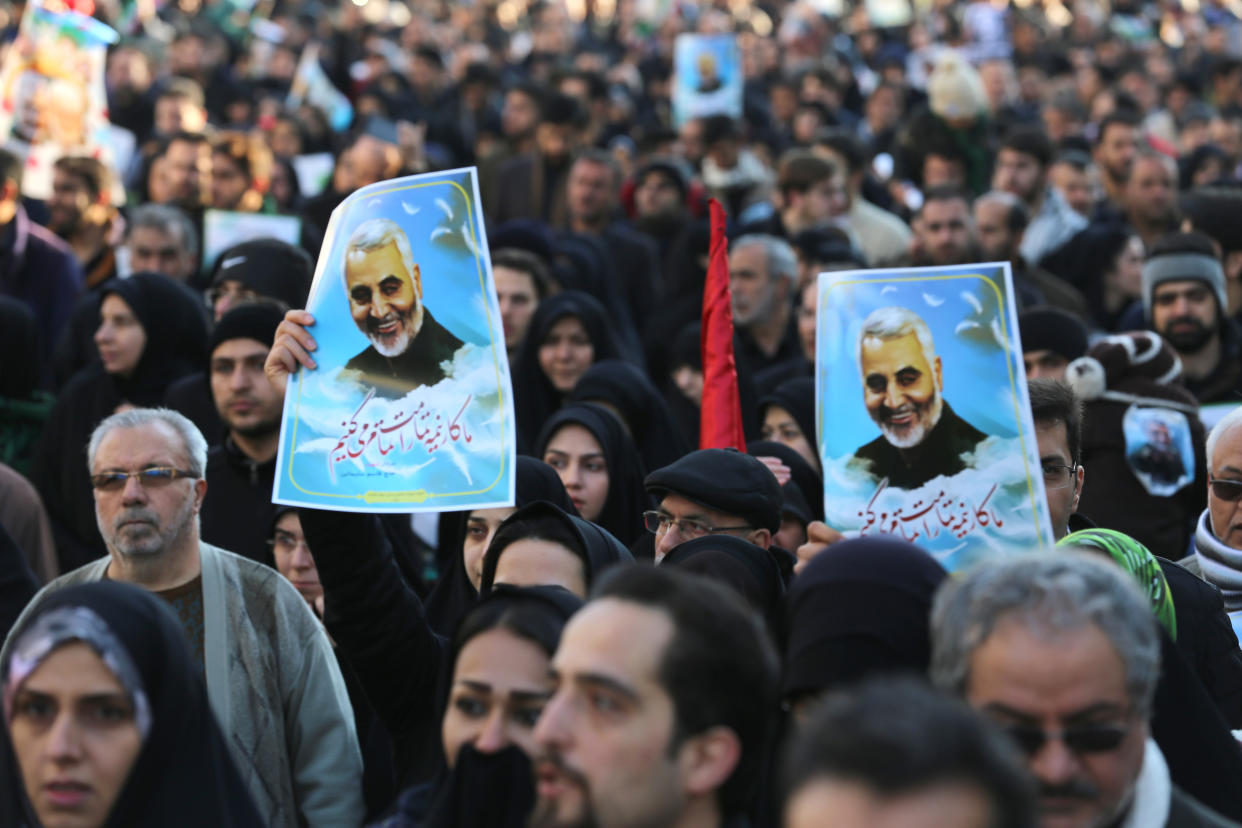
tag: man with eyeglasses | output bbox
[1187,405,1242,643]
[931,552,1237,828]
[642,448,783,565]
[1,407,365,828]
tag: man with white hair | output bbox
[1,408,365,828]
[729,233,804,377]
[849,305,987,489]
[1186,405,1242,642]
[931,553,1236,828]
[342,216,466,397]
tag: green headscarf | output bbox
[1058,528,1177,640]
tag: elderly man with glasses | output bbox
[931,553,1238,828]
[1186,406,1242,643]
[642,448,783,565]
[0,407,364,828]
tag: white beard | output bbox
[876,390,944,449]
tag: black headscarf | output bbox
[424,458,578,636]
[479,500,633,596]
[757,377,818,471]
[660,535,784,632]
[99,272,211,406]
[0,581,263,827]
[568,359,691,472]
[393,585,582,827]
[748,439,824,524]
[0,297,40,400]
[511,291,622,450]
[782,536,948,701]
[29,273,211,570]
[534,403,648,547]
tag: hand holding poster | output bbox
[816,262,1054,570]
[672,34,743,127]
[273,167,515,512]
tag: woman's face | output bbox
[441,628,552,768]
[271,512,322,607]
[538,316,594,393]
[760,405,818,471]
[543,424,610,522]
[1108,236,1145,299]
[463,507,517,592]
[94,295,146,379]
[493,538,588,597]
[9,641,143,828]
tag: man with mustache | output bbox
[932,553,1237,828]
[1,407,365,828]
[528,564,778,828]
[342,217,465,398]
[1142,232,1242,404]
[849,305,987,490]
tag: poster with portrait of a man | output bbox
[273,167,515,512]
[816,262,1054,571]
[672,34,743,126]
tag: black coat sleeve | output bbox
[1160,559,1242,729]
[299,508,448,785]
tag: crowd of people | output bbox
[3,0,1242,825]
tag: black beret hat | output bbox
[644,448,783,533]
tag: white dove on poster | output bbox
[401,202,419,215]
[923,292,944,307]
[435,198,453,220]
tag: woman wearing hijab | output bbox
[425,457,578,637]
[29,273,210,572]
[479,500,633,599]
[660,534,784,634]
[510,291,622,449]
[757,377,819,473]
[568,359,690,472]
[374,585,582,828]
[1,581,262,827]
[781,536,948,716]
[534,403,648,547]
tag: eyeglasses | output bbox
[268,531,310,553]
[998,722,1131,757]
[642,510,753,539]
[1042,464,1078,490]
[90,467,197,492]
[1209,477,1242,502]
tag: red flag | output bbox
[699,199,747,451]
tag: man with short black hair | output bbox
[530,564,779,828]
[1027,378,1086,540]
[0,148,84,362]
[1142,232,1242,403]
[491,92,587,226]
[782,678,1036,828]
[1093,111,1142,212]
[909,187,979,267]
[772,149,848,238]
[1122,151,1179,249]
[994,126,1086,264]
[199,302,287,563]
[48,156,118,289]
[492,247,556,357]
[813,129,912,266]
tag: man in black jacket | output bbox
[199,303,287,563]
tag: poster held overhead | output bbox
[815,262,1054,570]
[273,167,516,513]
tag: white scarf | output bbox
[1194,509,1242,612]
